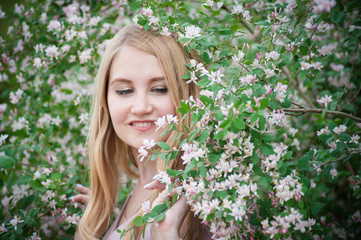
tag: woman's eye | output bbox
[153,87,168,94]
[115,89,133,95]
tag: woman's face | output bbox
[107,45,175,151]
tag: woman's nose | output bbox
[130,93,153,115]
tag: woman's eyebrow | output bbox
[110,76,166,85]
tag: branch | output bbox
[221,5,254,34]
[282,66,316,109]
[282,108,361,123]
[311,151,361,173]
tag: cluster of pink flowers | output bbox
[261,208,315,238]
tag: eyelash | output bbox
[115,88,168,95]
[153,87,168,94]
[115,89,133,95]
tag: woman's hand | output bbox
[72,184,90,204]
[145,179,188,240]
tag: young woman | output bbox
[74,25,210,239]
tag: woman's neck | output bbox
[132,147,157,186]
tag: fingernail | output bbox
[69,196,74,200]
[144,183,151,189]
[76,184,83,187]
[152,174,160,180]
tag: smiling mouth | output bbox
[131,122,154,127]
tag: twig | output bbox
[282,108,361,123]
[290,100,306,109]
[311,151,361,173]
[221,5,254,34]
[340,40,360,112]
[282,66,316,109]
[284,112,304,116]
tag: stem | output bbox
[290,100,306,109]
[281,108,361,122]
[311,151,361,173]
[220,5,254,34]
[282,66,316,108]
[340,40,360,112]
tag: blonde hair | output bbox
[79,25,201,239]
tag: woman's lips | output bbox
[130,121,155,132]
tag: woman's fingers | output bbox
[72,194,89,204]
[71,185,90,204]
[75,184,90,195]
[143,180,166,191]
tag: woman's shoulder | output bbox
[102,195,132,240]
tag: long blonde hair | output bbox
[78,25,201,239]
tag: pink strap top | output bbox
[102,196,212,240]
[102,196,151,240]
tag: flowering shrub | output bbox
[1,0,361,239]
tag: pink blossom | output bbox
[301,61,312,71]
[141,139,156,149]
[184,25,201,40]
[0,223,7,233]
[10,215,24,230]
[155,116,166,131]
[265,50,280,61]
[330,168,338,179]
[313,0,336,13]
[137,147,148,162]
[45,45,60,59]
[160,27,171,36]
[330,63,344,72]
[316,94,332,107]
[333,124,346,134]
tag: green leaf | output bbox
[262,133,275,142]
[259,177,268,186]
[260,98,269,109]
[182,73,191,79]
[157,142,170,151]
[166,169,179,178]
[199,164,207,178]
[16,175,33,185]
[179,38,191,42]
[299,43,308,55]
[51,172,62,180]
[298,150,313,168]
[219,28,232,35]
[184,161,197,175]
[318,134,332,143]
[197,78,210,86]
[260,144,274,155]
[0,155,16,169]
[198,130,209,143]
[279,98,291,108]
[252,153,259,164]
[152,203,167,213]
[336,142,346,151]
[214,131,224,140]
[201,52,211,64]
[283,151,293,160]
[200,95,213,107]
[269,100,278,109]
[215,110,225,121]
[133,216,143,227]
[338,133,351,142]
[309,201,325,215]
[208,154,220,163]
[330,8,345,25]
[153,212,166,222]
[232,117,245,130]
[250,113,259,123]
